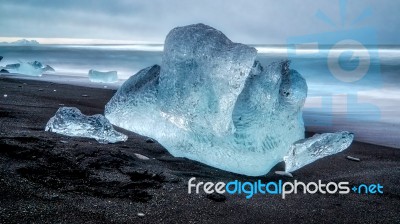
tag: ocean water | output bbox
[0,44,399,148]
[0,44,163,78]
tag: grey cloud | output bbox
[0,0,399,44]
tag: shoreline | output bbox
[0,73,124,90]
[0,76,399,223]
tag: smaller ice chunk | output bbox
[88,69,118,83]
[4,61,54,76]
[45,107,127,144]
[346,155,360,162]
[284,131,354,172]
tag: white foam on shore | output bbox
[1,73,122,90]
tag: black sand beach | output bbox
[0,76,399,223]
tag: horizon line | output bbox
[1,37,399,47]
[0,37,163,45]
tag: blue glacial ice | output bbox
[105,24,353,176]
[46,107,127,144]
[88,69,118,83]
[284,131,354,172]
[3,61,54,76]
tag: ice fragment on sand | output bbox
[134,153,150,160]
[275,171,293,177]
[45,107,127,144]
[284,131,354,172]
[346,155,360,162]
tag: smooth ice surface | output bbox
[284,131,354,172]
[3,61,54,76]
[105,24,353,176]
[88,69,118,83]
[46,107,127,144]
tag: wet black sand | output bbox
[0,76,399,223]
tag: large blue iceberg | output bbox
[105,24,353,176]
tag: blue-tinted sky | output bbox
[0,0,399,44]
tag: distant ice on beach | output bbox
[88,69,118,83]
[1,61,54,77]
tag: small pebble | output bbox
[53,89,57,92]
[82,94,88,97]
[346,156,361,162]
[275,171,293,177]
[49,194,59,200]
[145,138,155,143]
[206,193,226,202]
[3,94,7,98]
[59,104,65,106]
[60,140,68,144]
[38,88,44,91]
[137,213,145,217]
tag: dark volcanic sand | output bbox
[0,76,399,223]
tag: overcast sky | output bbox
[0,0,399,44]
